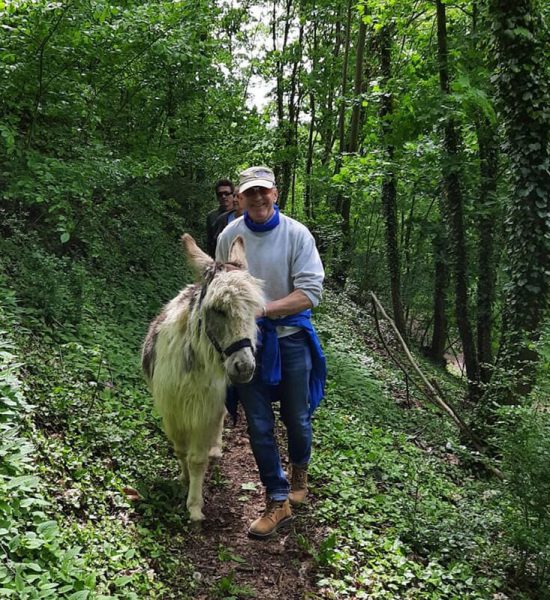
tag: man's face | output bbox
[233,192,245,217]
[242,186,278,224]
[216,185,234,211]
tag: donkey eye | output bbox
[211,308,226,318]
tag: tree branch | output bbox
[370,291,503,479]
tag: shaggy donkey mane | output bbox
[141,234,263,522]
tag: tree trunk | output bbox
[304,16,318,220]
[335,15,367,284]
[304,92,316,219]
[272,0,293,204]
[320,20,341,167]
[279,23,304,212]
[347,17,367,154]
[436,0,479,396]
[333,0,352,182]
[489,0,550,403]
[429,227,448,365]
[331,0,354,285]
[475,119,499,383]
[378,24,407,340]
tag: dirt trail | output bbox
[175,411,323,600]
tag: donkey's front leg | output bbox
[173,443,189,490]
[186,449,209,522]
[208,411,226,459]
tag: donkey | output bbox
[141,234,264,521]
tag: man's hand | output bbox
[259,290,312,319]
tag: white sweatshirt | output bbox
[215,213,324,308]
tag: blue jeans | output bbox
[237,331,312,501]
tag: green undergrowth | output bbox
[1,264,546,599]
[0,266,199,599]
[307,290,512,599]
[1,291,95,598]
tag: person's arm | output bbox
[289,228,324,307]
[206,212,216,258]
[261,290,312,318]
[215,229,229,263]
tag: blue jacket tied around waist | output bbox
[226,310,326,421]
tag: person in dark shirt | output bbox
[212,189,245,245]
[206,179,235,257]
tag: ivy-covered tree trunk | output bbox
[475,118,499,383]
[429,228,449,365]
[436,0,480,397]
[489,0,550,402]
[378,24,407,339]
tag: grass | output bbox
[307,290,510,599]
[0,271,196,599]
[0,273,543,599]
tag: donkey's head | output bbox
[181,234,264,384]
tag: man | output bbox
[213,188,246,240]
[216,166,326,539]
[206,179,235,257]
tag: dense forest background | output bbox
[1,0,549,598]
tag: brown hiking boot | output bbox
[248,499,293,539]
[288,464,308,506]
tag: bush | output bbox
[0,229,87,325]
[498,339,550,596]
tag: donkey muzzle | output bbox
[227,348,256,384]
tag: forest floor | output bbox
[1,286,525,599]
[173,411,321,600]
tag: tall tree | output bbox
[436,0,480,396]
[272,0,293,208]
[334,11,368,284]
[334,0,353,182]
[271,0,304,211]
[378,23,407,339]
[489,0,550,402]
[475,118,499,383]
[471,1,500,384]
[280,21,304,212]
[429,227,449,365]
[319,15,343,166]
[304,12,318,219]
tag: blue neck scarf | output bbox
[244,204,280,232]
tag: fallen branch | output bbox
[370,291,503,480]
[371,295,423,405]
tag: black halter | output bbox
[196,269,253,360]
[204,329,253,359]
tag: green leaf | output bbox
[67,592,90,600]
[114,575,133,587]
[5,475,39,490]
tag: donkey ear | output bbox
[181,234,214,272]
[228,235,248,269]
